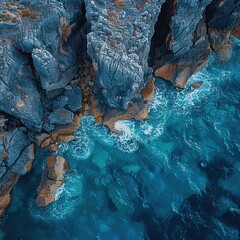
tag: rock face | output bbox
[0,127,34,214]
[0,0,239,214]
[36,155,69,207]
[85,0,165,109]
[0,0,85,214]
[153,0,240,88]
[0,0,85,131]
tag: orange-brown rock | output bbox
[2,150,8,160]
[24,160,33,173]
[154,53,209,88]
[154,63,177,81]
[0,193,10,215]
[36,155,69,207]
[50,114,82,141]
[141,79,155,102]
[24,144,35,173]
[0,173,19,215]
[90,96,104,123]
[56,135,75,144]
[103,101,148,132]
[231,26,240,39]
[34,133,50,147]
[191,81,204,89]
[40,137,52,148]
[48,144,59,152]
[113,0,126,11]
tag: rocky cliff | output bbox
[0,0,239,213]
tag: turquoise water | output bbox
[1,37,240,239]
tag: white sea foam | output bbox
[148,85,167,113]
[72,132,94,160]
[55,183,65,201]
[114,120,139,153]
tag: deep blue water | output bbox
[1,37,240,240]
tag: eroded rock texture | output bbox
[36,155,69,207]
[0,0,239,214]
[0,0,85,131]
[153,0,240,87]
[85,0,165,109]
[0,127,34,214]
[0,0,85,213]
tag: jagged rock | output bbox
[153,0,239,87]
[208,27,233,62]
[0,46,44,131]
[0,0,84,131]
[0,0,239,215]
[206,0,240,30]
[154,2,211,88]
[63,85,83,112]
[141,79,155,102]
[169,0,212,56]
[36,155,69,207]
[56,135,75,144]
[208,27,231,51]
[0,127,35,215]
[85,0,165,109]
[0,173,19,215]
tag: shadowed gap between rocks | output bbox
[148,0,175,67]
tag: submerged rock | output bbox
[36,155,69,207]
[191,81,204,89]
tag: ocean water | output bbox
[1,37,240,239]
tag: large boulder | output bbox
[0,46,43,131]
[36,155,69,207]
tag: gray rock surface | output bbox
[85,0,165,109]
[48,108,74,125]
[0,127,34,177]
[169,0,212,56]
[0,0,85,131]
[206,0,240,30]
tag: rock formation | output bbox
[0,127,34,214]
[36,155,69,207]
[0,0,239,213]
